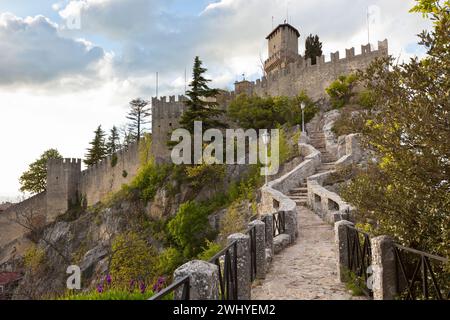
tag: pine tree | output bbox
[106,126,121,155]
[179,56,225,133]
[85,125,107,166]
[19,149,63,194]
[126,98,151,142]
[304,34,323,65]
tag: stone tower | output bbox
[264,23,300,74]
[46,158,81,222]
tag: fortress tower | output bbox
[264,23,301,74]
[46,158,81,222]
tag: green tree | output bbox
[19,149,62,194]
[305,34,323,65]
[325,74,358,109]
[179,56,225,133]
[341,0,450,258]
[127,98,151,142]
[84,125,107,166]
[106,126,121,155]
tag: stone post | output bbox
[261,214,274,252]
[334,220,354,282]
[227,233,251,300]
[371,236,397,300]
[284,210,297,244]
[248,220,266,279]
[173,260,219,300]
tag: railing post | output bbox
[371,236,397,300]
[334,220,354,282]
[227,233,251,300]
[284,210,297,243]
[173,260,219,300]
[261,214,274,253]
[248,220,266,279]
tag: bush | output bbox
[228,92,318,129]
[24,245,45,272]
[331,107,367,137]
[61,289,156,300]
[326,74,358,109]
[167,201,215,258]
[130,162,171,202]
[154,247,185,280]
[110,232,158,287]
[197,241,222,261]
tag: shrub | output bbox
[167,201,215,258]
[24,245,45,272]
[331,107,367,137]
[61,288,156,300]
[153,247,185,279]
[130,162,171,202]
[326,74,358,109]
[110,232,158,287]
[197,241,222,261]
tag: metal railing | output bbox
[209,240,239,300]
[394,244,449,300]
[149,275,190,300]
[246,225,257,282]
[345,225,373,298]
[273,211,286,237]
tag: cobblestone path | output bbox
[252,206,360,300]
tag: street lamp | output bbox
[261,131,270,186]
[301,102,306,134]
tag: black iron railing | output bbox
[394,244,449,300]
[209,241,239,300]
[149,275,190,300]
[246,225,257,282]
[273,211,286,237]
[346,225,373,298]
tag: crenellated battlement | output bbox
[236,39,389,100]
[152,95,188,120]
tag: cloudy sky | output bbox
[0,0,430,200]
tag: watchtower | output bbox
[264,23,300,74]
[46,158,81,222]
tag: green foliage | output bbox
[197,241,222,261]
[331,106,367,137]
[357,90,376,109]
[110,232,158,287]
[218,203,249,243]
[130,162,171,202]
[167,201,215,258]
[138,133,153,165]
[19,148,62,194]
[228,92,318,129]
[110,154,118,168]
[326,74,359,109]
[304,34,323,65]
[24,245,46,272]
[85,125,107,166]
[61,289,156,300]
[343,269,367,297]
[106,126,121,156]
[341,1,450,258]
[180,56,225,133]
[185,163,226,191]
[153,247,185,279]
[122,170,128,178]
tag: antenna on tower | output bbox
[272,16,274,29]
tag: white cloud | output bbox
[0,12,106,87]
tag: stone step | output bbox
[289,187,308,193]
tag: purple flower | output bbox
[153,277,166,293]
[105,274,112,285]
[139,282,146,294]
[129,279,135,289]
[97,284,104,293]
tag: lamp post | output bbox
[261,131,270,186]
[301,102,306,134]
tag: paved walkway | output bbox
[252,206,358,300]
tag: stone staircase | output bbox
[288,181,308,206]
[308,131,337,174]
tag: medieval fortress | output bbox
[0,23,388,263]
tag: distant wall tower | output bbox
[46,158,81,222]
[264,23,301,74]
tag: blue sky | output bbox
[0,0,431,200]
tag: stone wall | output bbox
[79,141,141,206]
[243,40,388,100]
[0,192,47,263]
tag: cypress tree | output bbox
[85,125,107,166]
[305,34,323,65]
